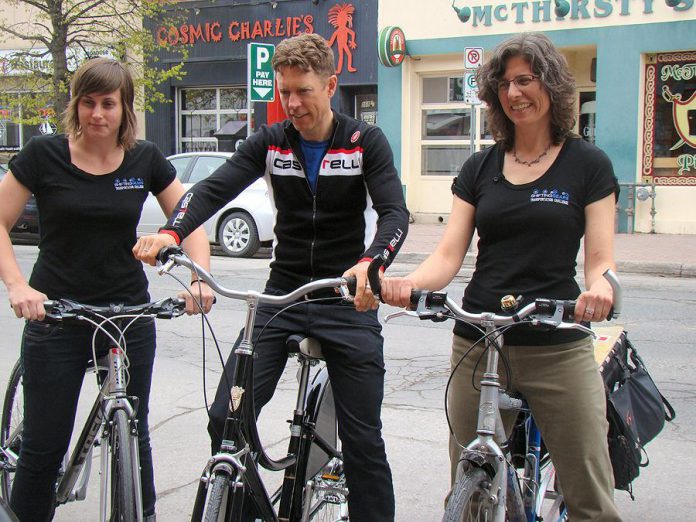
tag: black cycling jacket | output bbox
[162,111,409,291]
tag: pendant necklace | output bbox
[513,143,551,167]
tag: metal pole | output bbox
[247,44,252,138]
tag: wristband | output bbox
[190,279,208,286]
[359,257,386,273]
[158,228,181,246]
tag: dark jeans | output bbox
[10,319,157,521]
[208,292,395,522]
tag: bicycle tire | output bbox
[109,409,138,521]
[0,360,23,501]
[203,471,230,522]
[442,467,496,522]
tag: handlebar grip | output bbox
[157,245,184,264]
[367,255,386,300]
[43,300,61,313]
[344,276,357,296]
[534,298,576,321]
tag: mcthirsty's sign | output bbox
[457,0,694,27]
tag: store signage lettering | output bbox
[463,0,693,27]
[641,52,696,185]
[157,16,314,46]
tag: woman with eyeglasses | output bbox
[380,33,621,520]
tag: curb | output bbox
[392,253,696,278]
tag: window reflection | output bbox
[422,109,471,140]
[421,145,471,176]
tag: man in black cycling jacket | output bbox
[136,33,408,521]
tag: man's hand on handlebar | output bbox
[343,261,379,312]
[379,277,417,309]
[133,233,177,267]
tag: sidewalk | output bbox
[395,223,696,278]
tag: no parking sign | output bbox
[464,47,483,69]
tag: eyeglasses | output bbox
[496,74,540,92]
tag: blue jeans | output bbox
[10,318,157,521]
[208,290,395,522]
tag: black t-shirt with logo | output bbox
[9,134,175,305]
[452,137,618,345]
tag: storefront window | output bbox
[179,87,250,153]
[641,52,696,185]
[422,108,471,140]
[0,99,53,153]
[420,75,493,176]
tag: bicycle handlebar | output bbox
[156,246,358,303]
[42,297,187,322]
[384,269,622,336]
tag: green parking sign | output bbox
[248,43,275,102]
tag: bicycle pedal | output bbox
[320,473,340,481]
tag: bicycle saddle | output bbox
[286,335,324,360]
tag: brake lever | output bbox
[384,310,418,322]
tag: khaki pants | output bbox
[448,335,622,522]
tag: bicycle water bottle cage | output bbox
[414,291,449,322]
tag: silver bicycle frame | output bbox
[54,347,144,522]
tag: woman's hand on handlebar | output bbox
[574,278,613,323]
[343,261,379,312]
[380,276,417,309]
[7,281,48,321]
[181,281,216,315]
[133,233,177,266]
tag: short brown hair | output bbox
[272,33,335,78]
[476,33,576,150]
[62,58,137,150]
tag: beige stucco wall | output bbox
[379,0,696,234]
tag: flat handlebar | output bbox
[42,297,187,322]
[385,269,622,336]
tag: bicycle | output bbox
[371,258,622,522]
[156,246,361,522]
[0,297,185,521]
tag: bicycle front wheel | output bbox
[0,360,23,501]
[203,470,230,522]
[109,409,138,521]
[442,467,497,522]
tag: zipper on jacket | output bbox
[310,195,317,280]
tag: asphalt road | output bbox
[0,245,694,521]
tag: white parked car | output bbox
[137,152,274,258]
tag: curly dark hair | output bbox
[476,33,576,150]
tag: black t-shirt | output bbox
[452,137,617,345]
[9,134,175,305]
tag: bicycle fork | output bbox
[98,347,144,522]
[460,321,524,522]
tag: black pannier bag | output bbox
[600,330,676,496]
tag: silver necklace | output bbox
[512,143,551,167]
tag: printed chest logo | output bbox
[530,188,569,205]
[114,177,145,191]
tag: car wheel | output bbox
[217,212,261,258]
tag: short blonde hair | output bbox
[272,33,335,79]
[62,58,137,150]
